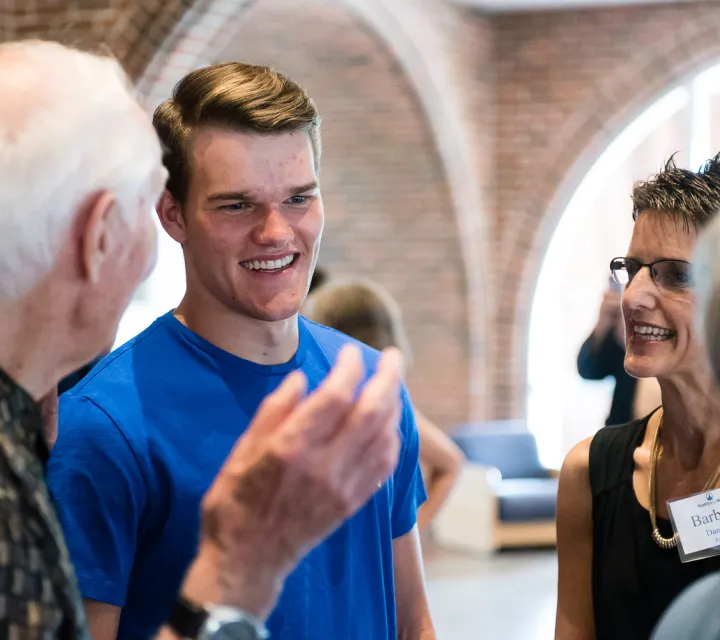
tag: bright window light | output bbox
[527,70,716,469]
[114,214,186,348]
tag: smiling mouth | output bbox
[633,324,676,342]
[240,254,296,273]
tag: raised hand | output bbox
[180,344,403,619]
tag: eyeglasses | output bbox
[610,257,692,290]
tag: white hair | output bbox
[0,41,166,300]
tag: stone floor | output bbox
[424,545,558,639]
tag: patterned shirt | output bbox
[0,369,88,639]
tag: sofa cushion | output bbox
[495,478,558,522]
[451,429,548,479]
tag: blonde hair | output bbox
[153,62,321,203]
[305,278,413,365]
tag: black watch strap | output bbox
[168,595,209,639]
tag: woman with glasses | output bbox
[555,154,720,640]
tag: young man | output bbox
[48,63,435,640]
[1,41,404,640]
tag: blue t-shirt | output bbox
[48,312,426,640]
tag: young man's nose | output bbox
[254,207,293,246]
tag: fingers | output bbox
[377,347,404,372]
[334,348,403,445]
[344,400,402,504]
[326,347,404,484]
[351,428,401,508]
[319,343,366,398]
[363,348,403,403]
[288,344,366,442]
[246,370,307,437]
[206,346,405,570]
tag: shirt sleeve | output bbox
[391,385,427,539]
[47,394,146,607]
[652,572,720,640]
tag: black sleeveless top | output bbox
[590,415,720,640]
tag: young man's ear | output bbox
[156,190,187,244]
[81,191,118,284]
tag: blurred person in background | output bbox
[48,62,435,640]
[305,277,465,534]
[556,154,720,640]
[0,40,406,640]
[577,276,661,425]
[308,264,328,294]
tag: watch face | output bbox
[202,619,260,640]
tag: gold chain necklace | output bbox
[649,410,720,550]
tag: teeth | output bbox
[634,325,674,341]
[241,255,295,271]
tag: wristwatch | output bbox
[168,595,270,640]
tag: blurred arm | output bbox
[577,291,624,380]
[394,527,436,640]
[415,410,464,533]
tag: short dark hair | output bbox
[632,152,720,231]
[153,62,322,203]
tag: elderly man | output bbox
[0,40,404,640]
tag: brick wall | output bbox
[0,0,193,80]
[0,0,479,430]
[492,1,720,418]
[217,0,472,429]
[7,0,720,428]
[373,2,496,422]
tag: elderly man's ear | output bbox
[77,191,121,285]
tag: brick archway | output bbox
[1,1,203,81]
[135,0,257,104]
[137,0,490,421]
[503,18,720,418]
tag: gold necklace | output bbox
[649,410,720,550]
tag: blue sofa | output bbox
[433,421,558,553]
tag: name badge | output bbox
[667,490,720,563]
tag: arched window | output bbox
[528,62,720,469]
